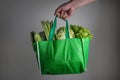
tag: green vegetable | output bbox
[70,25,93,39]
[70,25,80,34]
[55,27,65,40]
[34,32,42,41]
[40,20,93,40]
[41,20,53,40]
[55,27,75,40]
[69,27,75,38]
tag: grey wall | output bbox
[0,0,120,80]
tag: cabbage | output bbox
[55,27,75,40]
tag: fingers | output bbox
[54,8,61,17]
[54,10,68,20]
[55,9,65,19]
[60,10,64,18]
[63,12,69,20]
[54,6,75,20]
[62,8,74,20]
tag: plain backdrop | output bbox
[0,0,120,80]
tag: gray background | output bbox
[0,0,120,80]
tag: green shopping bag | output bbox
[33,17,90,75]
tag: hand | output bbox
[54,1,75,20]
[54,0,95,20]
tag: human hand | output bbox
[54,1,75,20]
[54,0,95,20]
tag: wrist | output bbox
[69,0,95,9]
[69,0,83,9]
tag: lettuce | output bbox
[70,25,93,39]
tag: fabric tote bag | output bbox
[32,17,90,75]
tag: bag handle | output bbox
[49,16,70,40]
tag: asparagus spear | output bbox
[41,21,49,40]
[46,20,50,33]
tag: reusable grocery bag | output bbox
[33,17,90,75]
